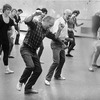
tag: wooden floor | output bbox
[0,32,100,100]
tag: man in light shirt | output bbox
[45,9,72,86]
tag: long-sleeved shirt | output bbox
[23,20,63,51]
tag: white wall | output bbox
[1,0,100,37]
[0,0,93,18]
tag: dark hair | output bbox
[11,9,17,12]
[18,9,23,13]
[2,4,12,13]
[72,10,80,16]
[36,8,41,10]
[41,8,48,14]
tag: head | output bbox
[63,9,72,21]
[11,9,17,16]
[36,8,41,11]
[17,9,23,15]
[42,16,55,29]
[36,8,42,14]
[72,10,80,17]
[2,4,12,16]
[41,8,48,18]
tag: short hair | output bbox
[18,9,23,13]
[43,16,54,23]
[36,8,41,11]
[41,8,48,14]
[2,4,12,13]
[63,9,72,16]
[72,10,80,16]
[11,9,17,12]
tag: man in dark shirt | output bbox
[14,9,23,45]
[16,11,64,94]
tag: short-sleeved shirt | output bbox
[0,14,14,43]
[52,17,68,40]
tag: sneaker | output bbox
[45,80,50,86]
[92,64,100,68]
[66,54,73,57]
[5,69,14,74]
[88,67,95,72]
[16,82,23,91]
[55,76,66,80]
[24,89,38,94]
[96,65,100,68]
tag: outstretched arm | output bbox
[75,18,83,27]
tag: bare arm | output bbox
[75,18,83,27]
[55,23,65,38]
[24,11,42,23]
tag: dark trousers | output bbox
[37,41,44,59]
[15,33,20,44]
[19,44,42,90]
[0,38,14,56]
[0,41,9,65]
[9,38,14,55]
[46,42,65,81]
[0,45,2,55]
[15,25,20,44]
[68,30,75,54]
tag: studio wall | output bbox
[0,0,100,37]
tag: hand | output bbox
[58,23,65,31]
[81,23,84,25]
[74,29,77,32]
[15,30,18,34]
[62,43,67,49]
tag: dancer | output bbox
[45,9,72,86]
[89,27,100,72]
[92,12,100,37]
[14,9,23,45]
[8,9,18,58]
[0,4,15,74]
[16,11,64,94]
[66,10,83,57]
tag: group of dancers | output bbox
[1,3,99,95]
[15,7,83,94]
